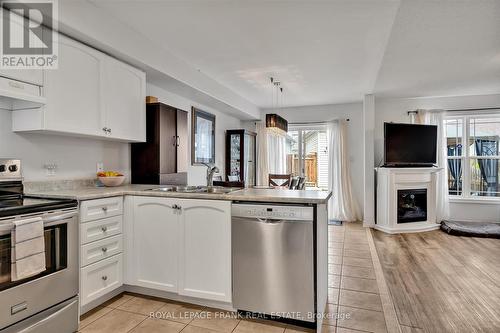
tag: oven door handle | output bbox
[0,210,77,235]
[43,211,78,227]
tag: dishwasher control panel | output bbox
[232,204,314,221]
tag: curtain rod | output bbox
[289,119,350,125]
[408,107,500,115]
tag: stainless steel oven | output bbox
[0,209,79,332]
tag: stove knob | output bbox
[0,165,5,172]
[8,165,18,172]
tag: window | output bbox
[285,126,328,190]
[444,114,500,198]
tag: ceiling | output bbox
[374,0,500,99]
[89,0,500,108]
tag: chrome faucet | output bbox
[203,163,219,187]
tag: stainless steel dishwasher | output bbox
[232,203,315,323]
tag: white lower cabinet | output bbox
[79,197,124,308]
[81,254,123,305]
[129,196,179,292]
[126,196,231,303]
[178,199,232,302]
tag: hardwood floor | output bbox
[372,229,500,333]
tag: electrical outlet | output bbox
[96,162,104,173]
[43,163,57,176]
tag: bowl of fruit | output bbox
[97,171,126,187]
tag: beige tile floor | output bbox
[325,222,388,333]
[79,222,387,333]
[79,294,314,333]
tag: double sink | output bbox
[147,185,241,194]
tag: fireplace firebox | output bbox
[397,189,427,223]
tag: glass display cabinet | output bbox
[225,129,256,187]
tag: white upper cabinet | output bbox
[129,196,179,293]
[0,13,44,86]
[178,199,232,303]
[12,33,146,142]
[102,58,146,142]
[44,35,103,136]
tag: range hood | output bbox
[0,76,46,110]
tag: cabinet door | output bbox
[0,13,44,85]
[130,196,178,292]
[176,110,189,172]
[43,35,103,136]
[178,199,231,302]
[159,105,177,175]
[102,57,146,142]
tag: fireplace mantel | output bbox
[374,167,442,234]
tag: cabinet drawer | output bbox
[80,215,122,245]
[80,254,123,306]
[80,197,123,222]
[81,235,122,267]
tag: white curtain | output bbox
[328,120,361,222]
[256,122,287,186]
[267,129,286,174]
[417,109,450,222]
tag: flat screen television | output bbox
[384,122,437,167]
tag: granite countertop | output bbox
[26,184,332,204]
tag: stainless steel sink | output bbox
[201,186,241,194]
[147,186,240,194]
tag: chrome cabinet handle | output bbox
[101,247,108,252]
[102,275,108,281]
[173,135,176,146]
[101,226,107,232]
[176,135,180,147]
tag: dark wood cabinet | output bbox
[131,102,188,184]
[225,129,256,187]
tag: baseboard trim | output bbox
[123,285,235,311]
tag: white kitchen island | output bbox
[27,184,331,331]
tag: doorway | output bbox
[286,126,328,190]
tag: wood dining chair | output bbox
[268,174,292,187]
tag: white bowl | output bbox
[98,176,125,187]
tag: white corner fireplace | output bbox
[375,167,441,234]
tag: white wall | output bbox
[374,93,500,222]
[262,103,364,219]
[0,109,130,181]
[147,83,242,186]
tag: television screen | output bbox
[384,123,437,166]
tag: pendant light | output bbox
[266,77,288,133]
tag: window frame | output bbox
[445,111,500,201]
